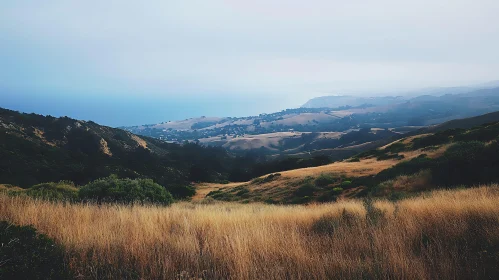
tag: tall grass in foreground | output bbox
[1,186,499,279]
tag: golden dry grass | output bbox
[1,186,499,279]
[195,135,452,202]
[191,183,243,202]
[196,158,399,201]
[195,158,407,202]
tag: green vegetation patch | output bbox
[340,180,352,188]
[79,176,173,205]
[26,181,78,201]
[207,189,235,201]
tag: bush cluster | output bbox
[2,177,176,205]
[26,181,78,201]
[79,176,173,205]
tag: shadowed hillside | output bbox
[0,108,235,198]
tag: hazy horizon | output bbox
[2,1,499,126]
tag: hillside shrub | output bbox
[340,181,352,188]
[332,187,343,194]
[26,181,78,201]
[79,176,173,205]
[207,189,234,201]
[315,173,336,187]
[0,221,71,279]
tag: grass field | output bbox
[1,186,498,279]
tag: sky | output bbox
[1,0,499,126]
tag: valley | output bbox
[3,103,499,279]
[124,86,499,158]
[3,2,499,278]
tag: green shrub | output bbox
[332,187,343,194]
[314,173,336,187]
[79,176,173,205]
[0,221,71,279]
[26,181,78,201]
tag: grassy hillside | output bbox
[1,186,498,279]
[200,118,499,203]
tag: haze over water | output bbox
[2,1,499,126]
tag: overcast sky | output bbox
[1,0,499,126]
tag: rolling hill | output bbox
[197,112,499,203]
[124,86,499,158]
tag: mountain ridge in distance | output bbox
[123,85,499,156]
